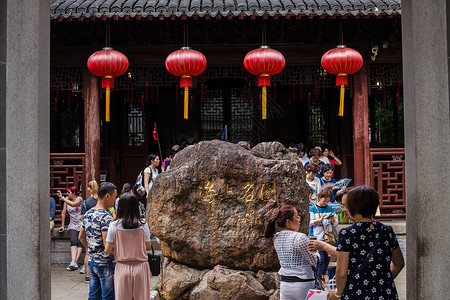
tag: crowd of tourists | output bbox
[49,139,404,300]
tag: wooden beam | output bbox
[352,60,370,186]
[83,68,101,184]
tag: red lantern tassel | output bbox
[105,87,110,122]
[396,83,401,108]
[54,87,58,113]
[184,87,189,119]
[190,94,194,112]
[338,85,345,117]
[307,92,311,108]
[259,94,262,109]
[262,86,267,119]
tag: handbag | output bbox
[147,244,161,276]
[315,205,337,246]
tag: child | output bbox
[162,149,176,172]
[309,189,338,283]
[105,193,152,300]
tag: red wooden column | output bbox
[352,61,371,186]
[83,68,101,187]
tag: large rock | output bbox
[149,140,309,270]
[159,259,207,300]
[189,265,273,300]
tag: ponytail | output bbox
[264,204,297,238]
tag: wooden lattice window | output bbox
[308,104,328,145]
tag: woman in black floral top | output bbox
[327,186,404,300]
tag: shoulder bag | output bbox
[346,225,386,285]
[315,205,337,246]
[148,244,162,276]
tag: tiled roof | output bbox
[50,0,401,20]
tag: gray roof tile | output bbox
[50,0,401,19]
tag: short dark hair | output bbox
[321,163,334,174]
[346,185,379,219]
[98,182,117,200]
[318,189,332,199]
[306,162,321,174]
[297,143,307,153]
[309,148,321,157]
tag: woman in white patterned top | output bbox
[265,204,320,300]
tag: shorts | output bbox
[68,229,83,248]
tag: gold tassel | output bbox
[262,86,267,119]
[106,87,111,122]
[184,86,189,119]
[338,84,345,117]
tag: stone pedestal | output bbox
[0,0,50,298]
[402,0,450,298]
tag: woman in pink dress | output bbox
[105,192,152,300]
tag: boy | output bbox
[79,182,117,300]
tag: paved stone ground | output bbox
[52,262,405,300]
[51,223,407,299]
[51,264,160,300]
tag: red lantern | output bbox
[321,46,363,116]
[165,47,207,119]
[244,46,285,119]
[87,47,129,122]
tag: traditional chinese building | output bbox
[49,0,405,219]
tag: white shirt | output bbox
[306,177,321,201]
[319,156,330,164]
[106,220,151,243]
[273,231,319,279]
[298,156,310,166]
[144,167,159,191]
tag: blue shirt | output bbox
[50,197,56,220]
[319,177,338,201]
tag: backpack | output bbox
[134,170,146,196]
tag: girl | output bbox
[309,189,338,283]
[58,186,83,271]
[265,204,319,300]
[144,153,160,200]
[105,193,152,300]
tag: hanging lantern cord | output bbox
[183,23,188,48]
[339,22,343,46]
[262,22,267,46]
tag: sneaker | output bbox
[84,276,90,283]
[67,261,77,271]
[79,265,86,274]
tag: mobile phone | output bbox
[58,228,64,232]
[310,236,317,241]
[326,213,334,219]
